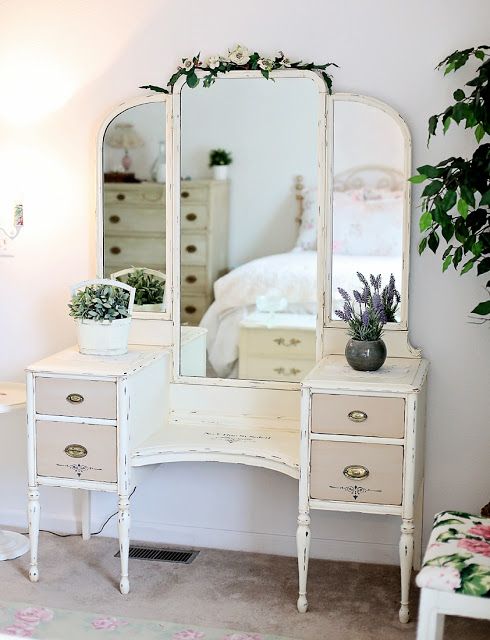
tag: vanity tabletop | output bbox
[303,355,429,393]
[27,345,168,377]
[0,382,26,413]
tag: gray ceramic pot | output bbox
[345,339,387,371]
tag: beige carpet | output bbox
[1,533,489,639]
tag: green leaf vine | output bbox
[410,45,490,317]
[140,45,337,95]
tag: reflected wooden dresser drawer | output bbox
[181,266,208,293]
[181,294,209,325]
[104,208,166,234]
[310,440,403,505]
[180,185,208,203]
[35,377,117,420]
[311,394,405,438]
[239,357,315,382]
[104,184,164,206]
[104,237,165,270]
[181,205,209,230]
[36,420,117,483]
[181,234,207,266]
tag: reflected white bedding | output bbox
[200,251,317,378]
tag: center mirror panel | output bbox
[179,77,319,382]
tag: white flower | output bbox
[205,55,220,70]
[281,57,292,67]
[258,57,274,71]
[181,58,194,71]
[228,45,250,66]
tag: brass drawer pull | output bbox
[110,246,121,255]
[186,212,197,221]
[273,337,301,347]
[66,393,84,404]
[185,275,197,284]
[274,367,301,376]
[186,244,197,253]
[181,191,190,198]
[64,444,88,459]
[343,464,369,480]
[116,193,125,201]
[185,305,197,314]
[109,214,120,223]
[348,410,367,423]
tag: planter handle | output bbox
[70,278,135,317]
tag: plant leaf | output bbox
[471,300,490,315]
[442,255,453,271]
[457,198,469,219]
[419,211,433,232]
[475,123,485,143]
[409,174,427,184]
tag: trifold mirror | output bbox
[98,72,411,386]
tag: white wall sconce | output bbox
[0,204,24,257]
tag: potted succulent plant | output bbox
[112,267,166,312]
[68,279,135,356]
[335,273,400,371]
[209,148,232,180]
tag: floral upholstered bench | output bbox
[416,511,490,639]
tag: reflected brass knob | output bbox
[185,275,197,284]
[66,393,84,404]
[64,444,88,459]
[181,191,190,198]
[109,215,120,224]
[185,305,196,314]
[116,193,125,201]
[186,245,197,253]
[343,465,369,480]
[110,247,121,255]
[348,410,368,423]
[186,213,197,221]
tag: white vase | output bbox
[76,318,131,356]
[134,302,165,313]
[212,165,229,181]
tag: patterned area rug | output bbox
[0,602,295,639]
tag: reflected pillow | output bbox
[294,188,317,251]
[333,188,403,257]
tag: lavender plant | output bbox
[335,272,401,340]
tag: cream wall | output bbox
[1,0,489,565]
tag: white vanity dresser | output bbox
[26,64,427,624]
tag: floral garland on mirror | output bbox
[141,45,337,94]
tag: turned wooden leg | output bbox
[297,511,311,613]
[118,495,130,595]
[81,490,91,541]
[416,589,445,640]
[28,486,40,583]
[413,487,424,571]
[399,517,414,623]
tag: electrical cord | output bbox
[20,487,137,538]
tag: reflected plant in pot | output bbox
[335,273,400,371]
[121,268,165,312]
[68,279,135,356]
[209,148,232,180]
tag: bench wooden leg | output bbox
[417,589,445,640]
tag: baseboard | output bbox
[1,507,399,565]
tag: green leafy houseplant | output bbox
[69,284,131,322]
[209,149,232,167]
[410,45,490,317]
[141,45,337,94]
[122,269,165,306]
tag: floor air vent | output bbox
[115,546,199,564]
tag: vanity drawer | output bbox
[104,207,166,234]
[241,327,315,359]
[311,394,405,438]
[181,233,207,266]
[180,185,208,204]
[35,377,117,420]
[181,205,208,230]
[182,266,208,292]
[104,237,165,268]
[310,440,403,505]
[239,357,315,382]
[181,294,208,325]
[36,420,117,483]
[104,185,164,206]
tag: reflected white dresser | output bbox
[238,312,316,382]
[26,346,167,594]
[297,356,429,623]
[104,180,229,325]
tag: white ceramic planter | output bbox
[212,165,229,180]
[134,302,165,313]
[76,317,132,356]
